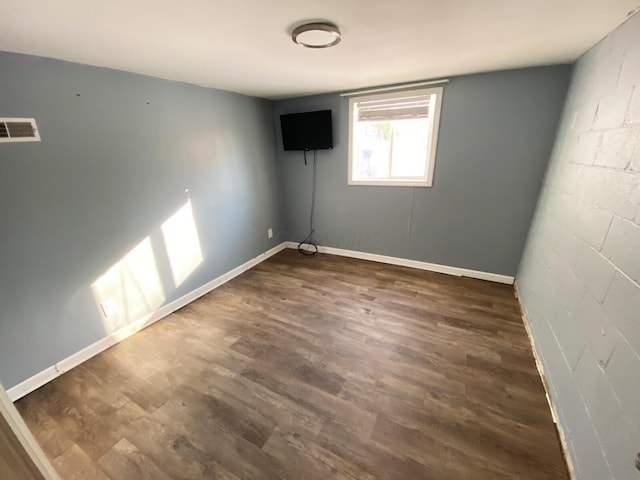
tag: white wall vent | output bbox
[0,118,41,143]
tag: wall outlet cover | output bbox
[100,299,119,318]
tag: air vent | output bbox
[0,118,41,143]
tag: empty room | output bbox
[1,1,639,479]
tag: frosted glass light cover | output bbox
[292,23,341,48]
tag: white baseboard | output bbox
[286,242,514,284]
[7,242,288,402]
[8,241,511,401]
[5,367,59,403]
[514,283,576,480]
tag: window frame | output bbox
[347,86,443,187]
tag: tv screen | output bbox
[280,110,333,151]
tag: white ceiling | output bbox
[1,0,639,99]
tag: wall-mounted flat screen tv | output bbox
[280,109,333,151]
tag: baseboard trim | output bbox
[8,241,511,401]
[5,367,59,403]
[514,283,576,480]
[7,242,288,402]
[285,242,514,284]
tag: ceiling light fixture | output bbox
[292,22,341,49]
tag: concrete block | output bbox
[605,339,640,419]
[546,191,576,226]
[569,418,614,480]
[549,304,587,370]
[575,292,621,367]
[619,53,640,91]
[547,161,582,196]
[603,272,640,355]
[568,205,613,251]
[550,258,586,315]
[534,316,585,427]
[536,212,557,240]
[535,182,556,210]
[594,170,640,220]
[617,19,640,90]
[538,274,564,320]
[533,312,562,370]
[574,245,616,302]
[516,12,640,478]
[517,257,547,325]
[631,139,640,172]
[526,271,555,324]
[556,126,574,164]
[573,100,599,133]
[573,131,601,165]
[574,38,622,101]
[519,237,543,275]
[602,218,640,284]
[551,360,586,434]
[546,215,584,268]
[594,126,640,169]
[526,309,539,338]
[527,235,555,277]
[573,166,601,207]
[566,440,582,478]
[520,289,543,327]
[574,347,623,441]
[593,88,633,130]
[602,413,640,480]
[626,85,640,125]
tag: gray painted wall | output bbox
[274,66,571,276]
[517,13,640,480]
[0,52,284,389]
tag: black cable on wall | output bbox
[298,150,318,256]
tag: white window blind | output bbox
[356,94,431,122]
[348,86,444,187]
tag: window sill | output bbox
[348,179,433,187]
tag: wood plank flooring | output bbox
[0,405,47,480]
[16,250,569,479]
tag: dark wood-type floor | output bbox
[16,250,569,479]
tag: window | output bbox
[348,87,443,187]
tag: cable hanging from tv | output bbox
[298,150,318,256]
[279,109,333,257]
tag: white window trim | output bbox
[347,87,443,187]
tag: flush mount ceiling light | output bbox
[292,22,341,49]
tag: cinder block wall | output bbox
[517,13,640,480]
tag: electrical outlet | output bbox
[268,228,273,239]
[100,299,118,318]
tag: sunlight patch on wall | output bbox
[91,237,165,335]
[161,199,204,288]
